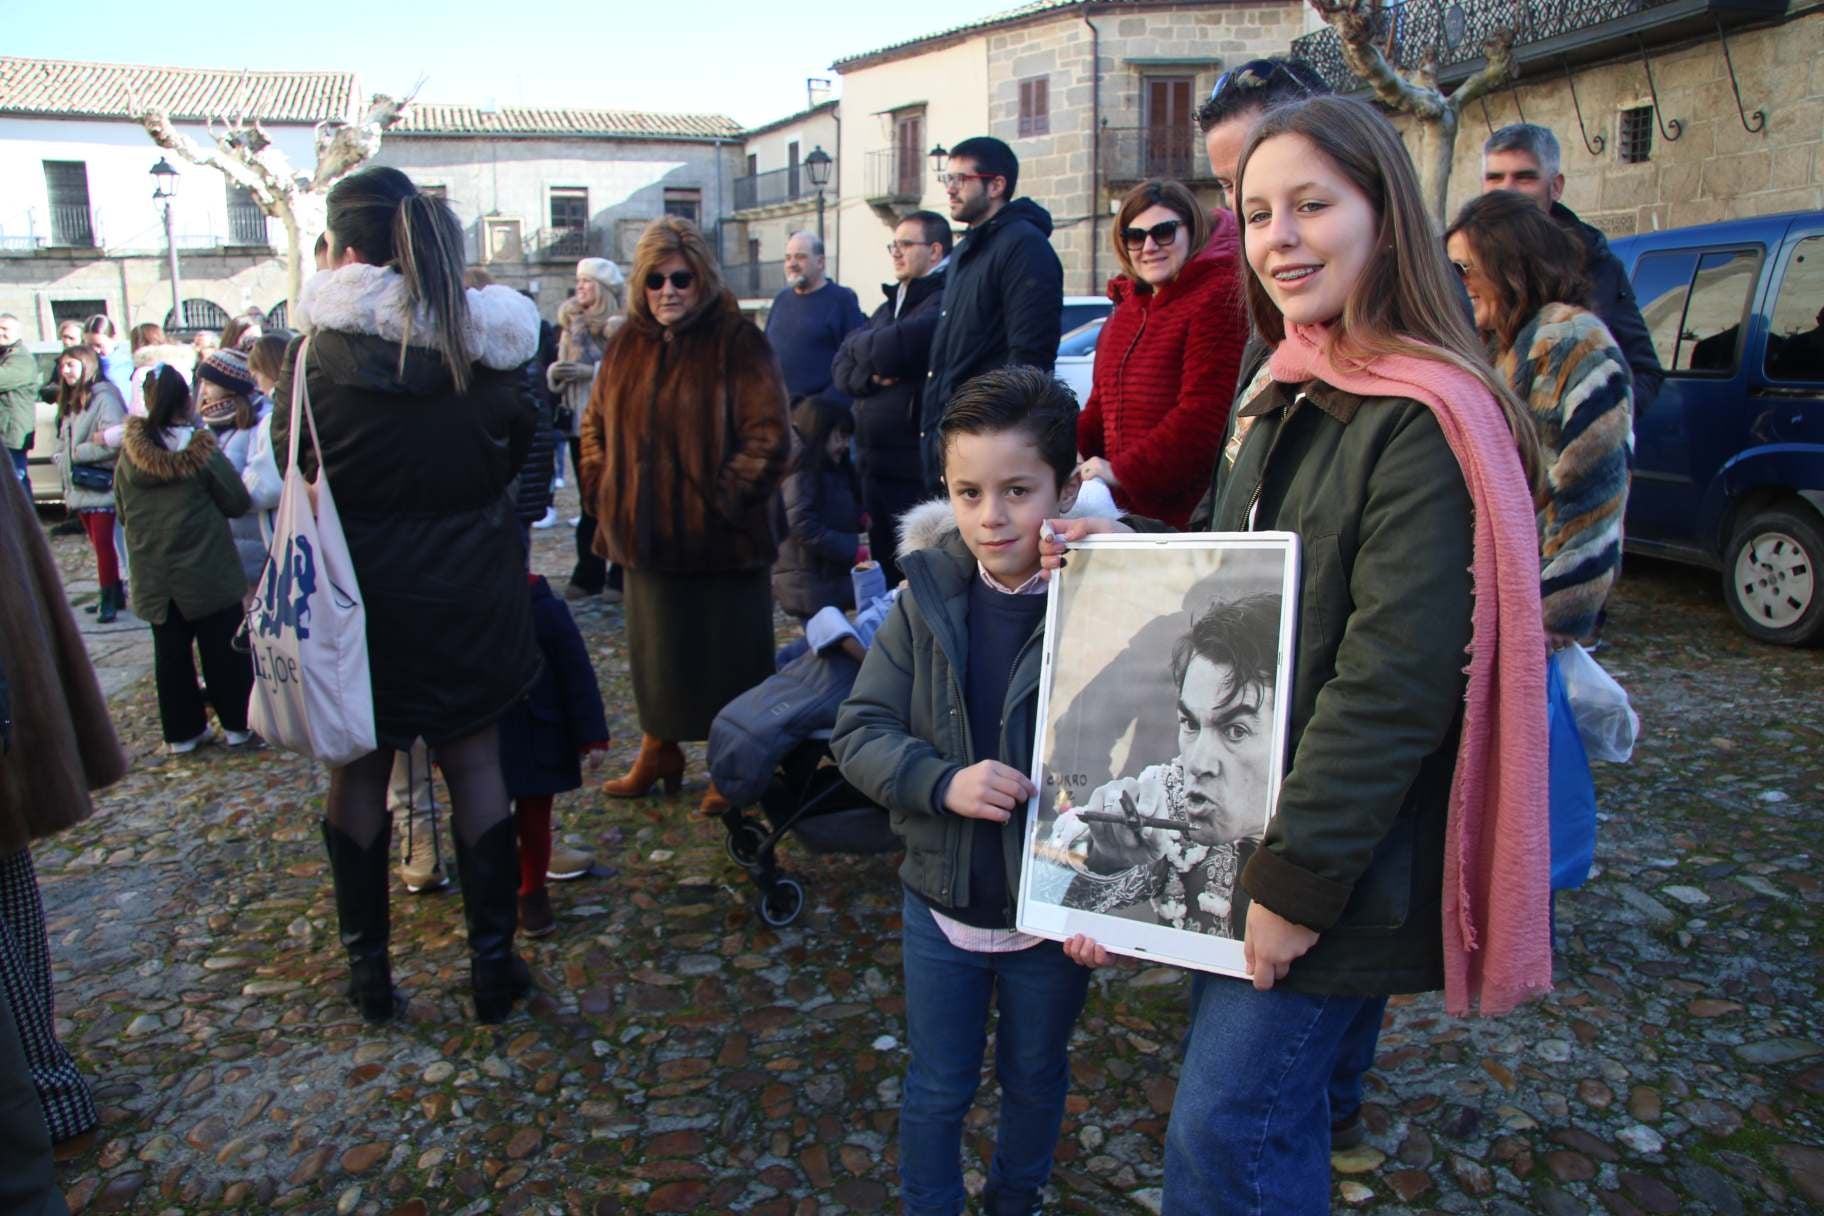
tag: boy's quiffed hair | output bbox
[938,366,1078,488]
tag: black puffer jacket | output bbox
[920,198,1063,487]
[274,263,542,750]
[832,268,946,489]
[513,386,557,525]
[1552,202,1663,416]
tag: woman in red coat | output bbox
[1076,179,1247,528]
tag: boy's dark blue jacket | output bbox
[500,575,609,798]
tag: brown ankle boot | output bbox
[603,733,684,798]
[696,782,732,819]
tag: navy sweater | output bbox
[765,281,866,403]
[942,577,1048,928]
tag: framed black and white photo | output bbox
[1016,533,1300,977]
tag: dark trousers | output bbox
[860,469,924,587]
[566,437,620,595]
[6,448,25,483]
[149,600,252,742]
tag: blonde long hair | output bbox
[1236,97,1543,490]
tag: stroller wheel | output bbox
[757,877,805,928]
[725,818,768,869]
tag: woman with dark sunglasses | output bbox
[1074,179,1248,528]
[578,217,791,808]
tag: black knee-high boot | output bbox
[452,818,533,1023]
[319,817,400,1024]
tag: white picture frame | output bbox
[1016,532,1300,978]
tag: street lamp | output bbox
[150,158,182,333]
[928,143,949,183]
[804,145,833,244]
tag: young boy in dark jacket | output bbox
[832,366,1093,1216]
[499,574,610,936]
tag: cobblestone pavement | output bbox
[37,489,1824,1215]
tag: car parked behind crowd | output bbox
[1610,210,1824,646]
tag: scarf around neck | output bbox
[1268,320,1551,1017]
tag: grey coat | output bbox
[56,382,126,511]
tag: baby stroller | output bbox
[706,641,899,926]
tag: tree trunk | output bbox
[1420,105,1462,226]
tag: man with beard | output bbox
[764,230,865,403]
[920,136,1063,492]
[1048,593,1279,938]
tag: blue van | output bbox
[1610,210,1824,645]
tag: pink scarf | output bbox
[1270,322,1552,1016]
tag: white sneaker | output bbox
[553,475,566,489]
[166,729,211,755]
[531,506,559,529]
[568,515,582,527]
[223,728,257,747]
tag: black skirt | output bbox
[624,566,775,741]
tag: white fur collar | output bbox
[295,263,539,371]
[896,479,1121,559]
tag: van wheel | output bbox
[1724,507,1824,646]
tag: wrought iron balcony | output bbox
[864,148,925,205]
[1099,127,1218,187]
[1291,0,1786,93]
[724,258,786,299]
[226,201,269,246]
[533,225,594,261]
[47,203,95,248]
[733,165,827,212]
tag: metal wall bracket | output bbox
[1634,37,1683,141]
[1713,16,1766,134]
[1478,95,1495,136]
[1561,57,1605,156]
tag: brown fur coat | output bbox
[580,292,791,573]
[0,470,127,853]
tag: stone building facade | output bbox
[726,100,840,301]
[1427,8,1824,235]
[832,0,1304,295]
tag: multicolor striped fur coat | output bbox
[1494,302,1634,639]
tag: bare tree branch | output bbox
[308,87,418,192]
[1308,0,1446,120]
[1447,28,1518,109]
[137,108,277,207]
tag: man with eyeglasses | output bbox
[765,230,866,404]
[920,136,1063,492]
[832,211,954,582]
[1481,123,1663,417]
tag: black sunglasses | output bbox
[1450,260,1472,280]
[1210,58,1307,101]
[1120,219,1185,250]
[645,270,696,291]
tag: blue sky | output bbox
[6,0,1025,128]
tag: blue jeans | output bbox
[1165,975,1379,1215]
[899,891,1091,1216]
[1327,995,1388,1124]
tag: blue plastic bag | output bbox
[1547,654,1598,891]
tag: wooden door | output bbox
[1144,78,1194,179]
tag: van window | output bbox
[1632,251,1697,371]
[1766,236,1824,382]
[1676,249,1761,374]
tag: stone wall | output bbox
[983,2,1304,293]
[0,248,287,341]
[1421,11,1823,235]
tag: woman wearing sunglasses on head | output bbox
[1446,190,1634,648]
[578,217,791,808]
[1075,179,1248,528]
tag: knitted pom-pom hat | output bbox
[196,347,256,398]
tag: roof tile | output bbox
[394,104,743,141]
[0,56,353,123]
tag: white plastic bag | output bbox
[1553,643,1638,763]
[246,337,376,766]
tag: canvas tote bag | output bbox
[247,337,376,765]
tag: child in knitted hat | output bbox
[195,346,266,588]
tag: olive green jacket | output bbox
[831,508,1045,920]
[1136,376,1475,995]
[0,343,37,452]
[114,421,252,625]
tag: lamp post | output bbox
[804,145,833,244]
[928,143,949,188]
[150,158,182,332]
